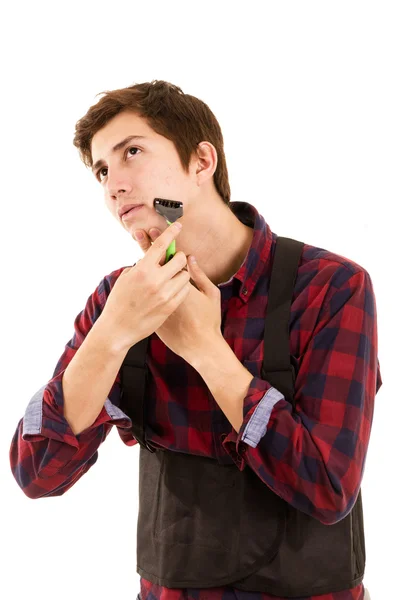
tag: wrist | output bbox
[189,333,225,372]
[93,314,139,358]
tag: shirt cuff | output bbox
[22,373,132,449]
[222,376,285,470]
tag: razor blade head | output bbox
[153,198,184,223]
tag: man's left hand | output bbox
[133,227,223,364]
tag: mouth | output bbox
[120,205,144,220]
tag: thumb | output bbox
[187,256,217,296]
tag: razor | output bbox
[153,198,184,263]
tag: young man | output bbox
[10,81,380,600]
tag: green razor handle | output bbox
[165,219,176,262]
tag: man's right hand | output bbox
[98,222,190,353]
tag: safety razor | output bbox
[153,198,184,263]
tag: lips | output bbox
[122,205,144,220]
[118,204,143,218]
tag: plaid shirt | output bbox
[10,201,382,600]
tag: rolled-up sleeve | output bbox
[223,267,382,525]
[9,268,136,499]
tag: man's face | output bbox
[91,111,196,233]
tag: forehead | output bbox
[91,111,155,158]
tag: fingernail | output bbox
[174,222,182,229]
[135,231,144,240]
[150,229,160,239]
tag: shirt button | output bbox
[242,288,248,295]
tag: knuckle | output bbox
[147,277,159,294]
[160,287,172,305]
[134,264,143,276]
[134,259,144,273]
[171,291,184,308]
[182,282,191,297]
[155,238,167,252]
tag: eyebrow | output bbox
[91,135,147,174]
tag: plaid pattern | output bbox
[10,201,381,600]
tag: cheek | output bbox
[104,197,113,212]
[162,161,190,188]
[158,164,179,188]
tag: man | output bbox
[10,80,380,600]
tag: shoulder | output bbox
[289,239,375,312]
[298,239,371,288]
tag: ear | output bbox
[195,142,218,185]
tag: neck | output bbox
[177,195,254,286]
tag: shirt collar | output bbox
[218,201,275,302]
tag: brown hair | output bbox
[73,80,231,204]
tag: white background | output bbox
[1,2,394,599]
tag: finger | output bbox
[133,229,152,254]
[133,228,168,266]
[133,228,165,261]
[148,228,162,242]
[146,222,183,266]
[187,256,218,297]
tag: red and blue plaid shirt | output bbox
[10,201,382,600]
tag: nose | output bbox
[106,166,133,198]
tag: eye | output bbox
[96,146,141,181]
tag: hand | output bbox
[98,222,190,354]
[135,226,222,364]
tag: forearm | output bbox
[62,315,133,436]
[191,336,254,433]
